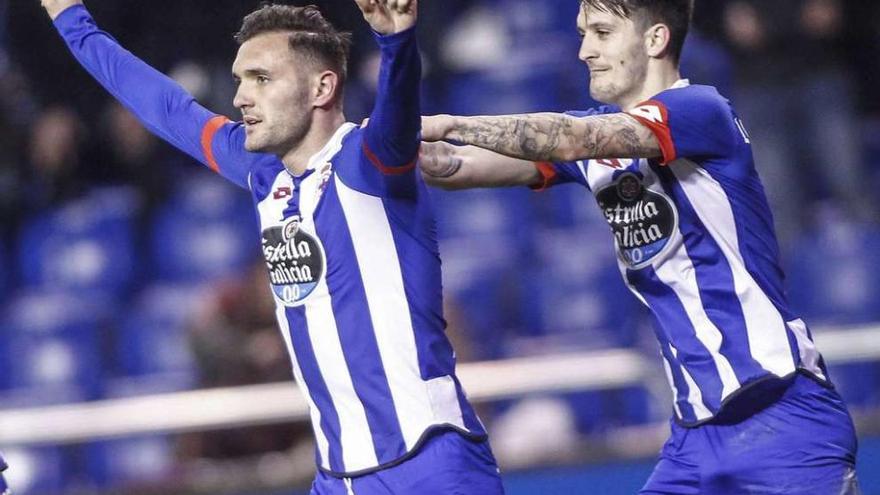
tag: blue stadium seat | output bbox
[828,362,880,409]
[85,436,175,489]
[16,187,140,298]
[444,70,565,116]
[566,386,655,434]
[149,174,258,283]
[1,446,68,495]
[105,284,201,396]
[786,219,880,324]
[0,291,106,406]
[433,187,534,358]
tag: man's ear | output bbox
[313,70,341,108]
[645,23,672,58]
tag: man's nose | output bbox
[578,38,598,64]
[233,85,252,110]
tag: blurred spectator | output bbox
[179,261,307,466]
[90,101,169,210]
[722,0,868,243]
[0,64,39,237]
[23,106,88,212]
[188,262,288,388]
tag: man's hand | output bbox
[41,0,82,20]
[353,0,417,35]
[421,114,454,142]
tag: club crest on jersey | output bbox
[596,171,677,268]
[261,216,325,306]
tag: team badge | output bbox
[261,215,325,306]
[596,171,677,268]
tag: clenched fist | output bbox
[353,0,417,35]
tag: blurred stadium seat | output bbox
[149,173,258,283]
[85,436,175,489]
[787,216,880,324]
[16,187,140,298]
[1,446,68,495]
[105,284,204,396]
[0,291,107,407]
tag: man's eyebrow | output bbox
[232,68,270,78]
[586,21,616,30]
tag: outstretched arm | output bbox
[419,142,542,190]
[422,112,662,164]
[40,0,252,188]
[353,0,421,184]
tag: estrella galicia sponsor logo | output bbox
[596,171,677,268]
[261,216,324,306]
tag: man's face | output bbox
[232,32,312,155]
[577,5,650,106]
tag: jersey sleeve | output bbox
[626,86,741,165]
[53,5,256,189]
[357,26,422,198]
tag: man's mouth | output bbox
[243,115,262,127]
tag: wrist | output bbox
[444,116,462,141]
[44,0,82,20]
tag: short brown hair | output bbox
[235,4,352,85]
[581,0,693,63]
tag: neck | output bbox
[281,110,346,176]
[618,60,681,111]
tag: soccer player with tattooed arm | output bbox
[39,0,505,493]
[419,0,861,494]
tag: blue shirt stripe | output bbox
[316,183,407,464]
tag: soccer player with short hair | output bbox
[418,0,861,493]
[39,0,504,493]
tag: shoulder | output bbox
[652,84,732,117]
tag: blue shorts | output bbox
[310,430,505,495]
[0,473,8,495]
[641,373,860,494]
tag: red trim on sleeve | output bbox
[362,141,418,176]
[200,115,230,174]
[627,100,676,165]
[529,161,558,191]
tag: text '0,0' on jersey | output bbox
[52,5,486,477]
[536,80,828,426]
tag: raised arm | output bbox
[422,112,662,164]
[419,142,541,190]
[354,0,421,174]
[40,0,252,187]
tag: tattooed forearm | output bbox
[421,147,463,178]
[446,113,662,162]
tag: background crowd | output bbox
[1,0,880,493]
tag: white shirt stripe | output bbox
[661,353,683,420]
[336,177,463,449]
[668,160,795,378]
[654,247,742,401]
[304,276,379,469]
[275,305,331,469]
[787,318,826,380]
[670,345,713,420]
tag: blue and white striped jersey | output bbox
[55,5,486,476]
[536,80,828,426]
